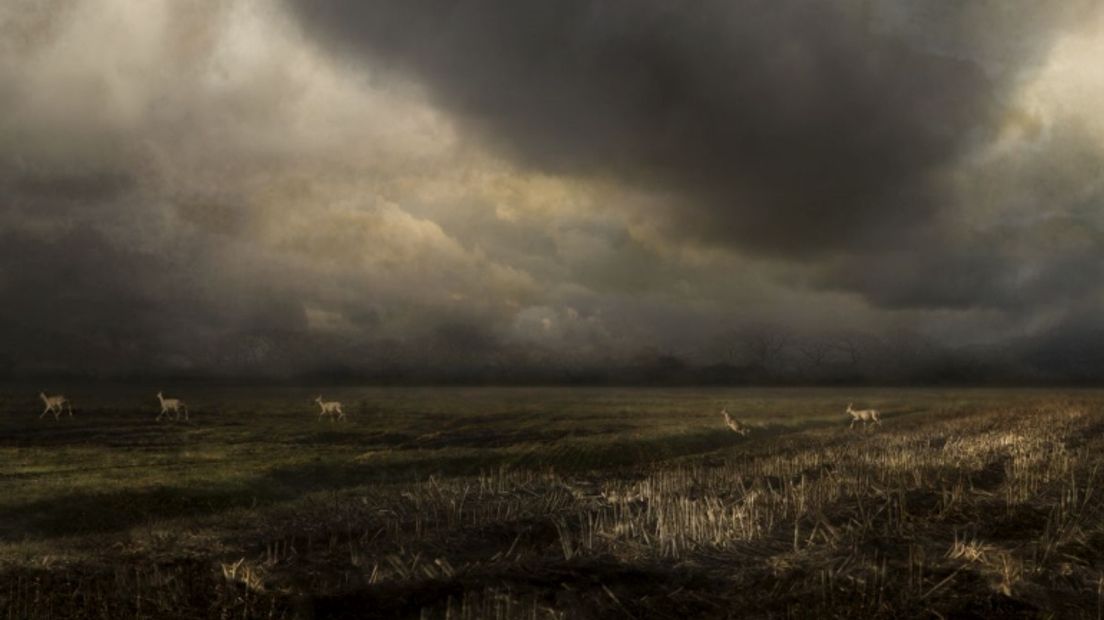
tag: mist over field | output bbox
[2,0,1104,383]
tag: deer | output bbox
[847,402,881,430]
[721,407,750,436]
[315,396,346,422]
[157,391,189,421]
[39,392,72,419]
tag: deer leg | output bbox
[40,406,49,418]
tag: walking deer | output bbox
[157,392,189,421]
[315,396,346,421]
[39,393,72,419]
[847,402,881,429]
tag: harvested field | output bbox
[2,388,1103,618]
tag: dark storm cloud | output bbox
[0,223,310,376]
[285,0,1083,258]
[3,0,1103,381]
[817,222,1104,311]
[815,113,1104,313]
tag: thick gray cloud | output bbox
[287,0,1104,320]
[1,0,1103,379]
[285,0,1085,256]
[814,113,1104,314]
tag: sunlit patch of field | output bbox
[2,387,1103,618]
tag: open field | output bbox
[3,387,1104,618]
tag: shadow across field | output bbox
[0,409,192,448]
[0,424,804,542]
[2,483,253,541]
[1,452,500,542]
[305,558,720,620]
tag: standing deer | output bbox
[315,396,346,422]
[39,392,72,419]
[157,391,189,421]
[847,402,881,429]
[721,407,750,436]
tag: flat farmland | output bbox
[2,387,1103,618]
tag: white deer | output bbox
[315,396,346,422]
[847,402,881,429]
[39,392,72,419]
[721,407,750,436]
[157,391,189,421]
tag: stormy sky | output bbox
[2,0,1103,378]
